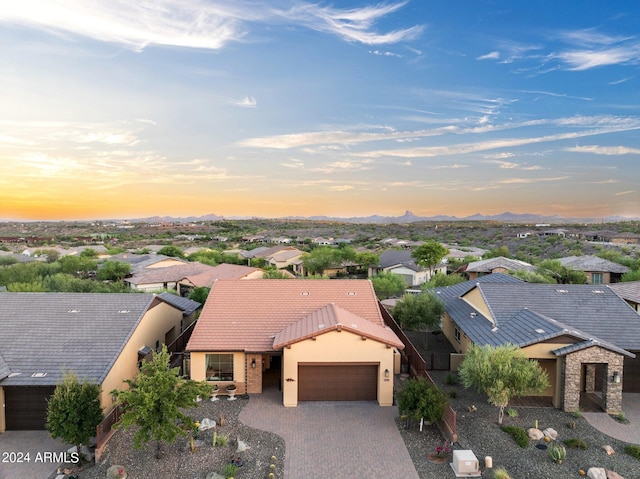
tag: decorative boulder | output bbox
[543,427,558,440]
[607,470,625,479]
[199,417,216,431]
[236,438,250,452]
[587,468,607,479]
[602,445,615,455]
[527,428,544,440]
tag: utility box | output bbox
[451,450,481,477]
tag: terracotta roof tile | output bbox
[273,303,404,349]
[187,279,397,352]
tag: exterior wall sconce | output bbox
[251,358,256,369]
[613,371,621,383]
[384,369,390,379]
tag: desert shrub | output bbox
[548,443,567,464]
[448,389,457,399]
[493,467,512,479]
[625,444,640,460]
[444,372,458,385]
[506,407,519,417]
[502,426,529,448]
[222,463,238,478]
[397,377,448,425]
[564,438,588,450]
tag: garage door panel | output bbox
[298,364,377,401]
[5,386,55,430]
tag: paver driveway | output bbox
[0,430,71,479]
[239,387,420,479]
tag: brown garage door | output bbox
[5,386,56,430]
[298,364,378,401]
[623,353,640,393]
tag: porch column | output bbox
[246,353,263,394]
[562,354,581,412]
[584,364,596,393]
[602,362,623,414]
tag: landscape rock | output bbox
[607,470,625,479]
[199,417,216,431]
[236,438,250,452]
[106,464,127,479]
[205,472,225,479]
[587,467,607,479]
[542,427,558,440]
[527,428,544,440]
[602,445,616,455]
[68,445,93,462]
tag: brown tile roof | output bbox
[126,262,261,287]
[187,279,399,352]
[273,303,404,349]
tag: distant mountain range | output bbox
[127,210,639,225]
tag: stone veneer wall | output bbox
[562,346,624,414]
[245,353,263,394]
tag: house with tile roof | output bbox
[186,279,404,407]
[0,292,199,431]
[609,281,640,313]
[458,256,536,280]
[558,255,630,284]
[125,262,264,295]
[370,249,447,287]
[431,274,640,414]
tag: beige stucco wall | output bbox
[189,351,247,394]
[461,288,493,322]
[281,330,396,407]
[101,300,185,411]
[442,313,473,354]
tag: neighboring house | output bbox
[0,292,198,431]
[458,256,536,279]
[111,253,187,274]
[432,274,640,414]
[240,245,304,270]
[370,250,447,287]
[125,262,263,295]
[558,255,630,284]
[609,281,640,313]
[186,279,404,407]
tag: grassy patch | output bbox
[501,426,529,448]
[564,438,588,450]
[625,445,640,460]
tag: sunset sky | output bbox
[1,1,639,221]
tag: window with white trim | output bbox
[454,326,461,343]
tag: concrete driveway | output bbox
[0,430,72,479]
[239,387,420,479]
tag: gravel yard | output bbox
[52,395,285,479]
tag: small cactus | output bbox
[548,443,567,464]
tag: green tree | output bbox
[422,272,466,289]
[157,245,185,259]
[412,241,449,275]
[46,372,103,458]
[392,293,444,330]
[483,246,511,259]
[262,269,293,279]
[371,272,406,299]
[458,344,549,425]
[537,259,587,284]
[58,255,97,277]
[622,270,640,282]
[112,346,211,458]
[96,260,131,282]
[397,376,447,427]
[187,286,210,303]
[301,247,341,276]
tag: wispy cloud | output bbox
[328,185,354,191]
[554,44,640,71]
[565,145,640,155]
[282,1,423,45]
[0,1,421,51]
[499,176,569,185]
[615,190,635,196]
[477,51,500,60]
[230,95,257,108]
[312,159,374,174]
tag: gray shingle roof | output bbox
[0,292,157,386]
[609,281,640,304]
[158,292,201,315]
[558,255,630,274]
[379,250,424,270]
[464,256,536,274]
[433,276,640,356]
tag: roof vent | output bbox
[301,292,310,296]
[592,290,605,294]
[31,372,47,378]
[8,372,21,377]
[68,309,80,313]
[119,309,130,313]
[555,289,568,293]
[470,312,477,318]
[347,291,356,296]
[318,324,325,329]
[535,328,546,334]
[491,326,498,332]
